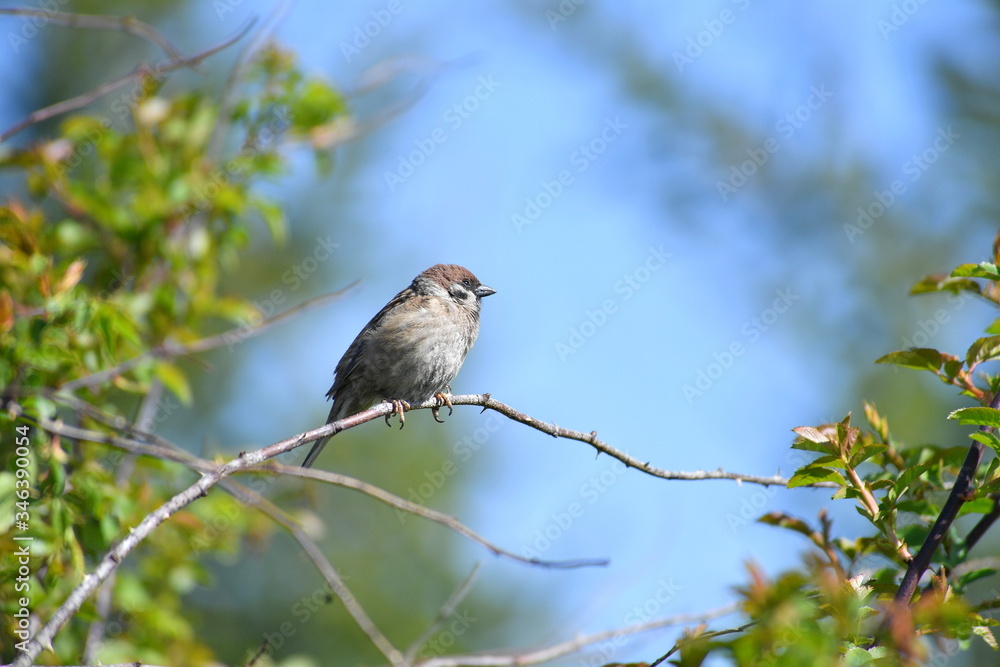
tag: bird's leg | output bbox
[431,387,454,423]
[383,399,411,429]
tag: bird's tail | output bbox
[301,403,340,468]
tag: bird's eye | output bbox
[462,279,472,287]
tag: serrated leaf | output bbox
[953,262,1000,280]
[849,443,887,468]
[949,407,1000,428]
[958,568,997,588]
[973,625,999,650]
[895,462,933,496]
[875,348,944,372]
[791,439,836,454]
[792,426,830,443]
[757,511,814,537]
[789,466,845,488]
[155,361,192,405]
[967,336,1000,367]
[971,431,1000,456]
[911,273,982,295]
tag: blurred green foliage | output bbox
[0,43,350,664]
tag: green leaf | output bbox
[757,511,814,538]
[970,431,1000,456]
[894,462,933,497]
[788,466,846,488]
[953,262,1000,281]
[949,407,1000,428]
[849,443,888,468]
[973,625,1000,651]
[911,273,982,295]
[875,348,944,372]
[967,336,1000,367]
[155,362,192,405]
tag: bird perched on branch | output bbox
[302,264,496,468]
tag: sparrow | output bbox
[302,264,495,468]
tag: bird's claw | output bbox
[383,399,411,429]
[432,391,454,423]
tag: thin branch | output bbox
[13,392,783,665]
[845,465,912,561]
[0,20,254,143]
[964,493,1000,552]
[207,0,293,161]
[81,380,163,663]
[649,620,756,666]
[405,563,482,664]
[60,285,356,392]
[414,603,740,667]
[446,394,800,487]
[874,390,1000,644]
[36,393,600,570]
[271,463,607,570]
[0,8,183,59]
[221,479,405,667]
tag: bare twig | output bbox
[272,463,607,569]
[33,394,602,570]
[414,603,740,667]
[60,285,356,392]
[649,620,756,666]
[13,391,784,665]
[0,8,183,59]
[405,563,482,664]
[207,0,293,161]
[222,480,405,667]
[0,20,254,143]
[445,394,798,487]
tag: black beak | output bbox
[475,284,496,298]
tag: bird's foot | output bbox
[431,391,454,423]
[383,399,411,429]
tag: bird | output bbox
[302,264,496,468]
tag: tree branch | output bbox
[273,463,606,569]
[404,563,482,664]
[1,19,254,143]
[875,391,1000,643]
[59,285,355,392]
[414,603,739,667]
[14,391,787,665]
[0,8,183,59]
[446,394,800,487]
[220,479,405,667]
